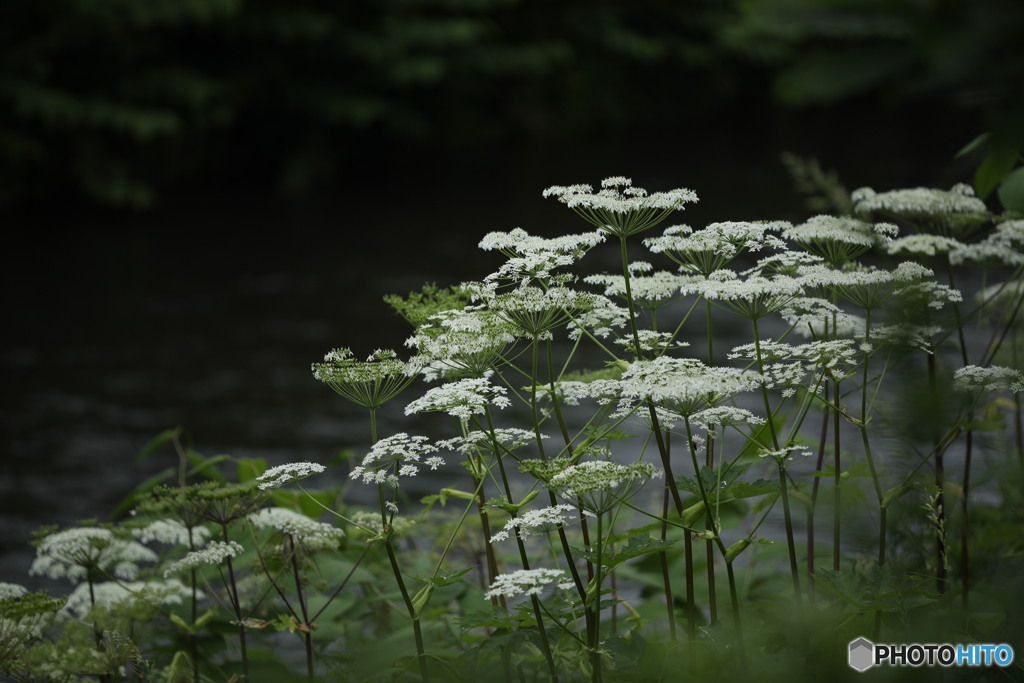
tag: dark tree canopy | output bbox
[1,0,1021,209]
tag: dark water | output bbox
[0,123,976,590]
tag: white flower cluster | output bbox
[886,234,964,256]
[131,519,212,547]
[488,504,592,543]
[758,444,814,462]
[689,271,804,318]
[613,329,686,354]
[249,508,345,551]
[347,510,417,537]
[162,540,244,577]
[953,365,1024,393]
[729,339,859,382]
[479,228,605,284]
[61,578,197,620]
[645,221,788,274]
[549,460,663,513]
[30,527,157,583]
[479,228,606,256]
[949,220,1024,267]
[975,279,1023,308]
[256,462,326,491]
[349,433,444,487]
[437,428,542,455]
[584,270,695,308]
[852,184,987,218]
[0,583,27,600]
[617,356,762,416]
[484,568,575,600]
[488,285,602,338]
[405,377,511,420]
[406,305,518,380]
[688,406,765,430]
[543,177,698,237]
[783,215,897,264]
[566,295,631,340]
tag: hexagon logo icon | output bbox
[849,637,875,672]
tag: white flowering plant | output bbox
[8,173,1024,683]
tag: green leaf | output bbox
[579,535,679,568]
[135,427,182,462]
[110,467,176,518]
[997,166,1024,211]
[236,457,267,484]
[956,133,990,158]
[411,567,475,588]
[976,148,1021,199]
[183,450,228,483]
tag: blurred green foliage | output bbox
[1,0,1021,208]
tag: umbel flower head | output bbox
[313,348,420,409]
[405,377,511,420]
[349,433,445,487]
[479,228,606,285]
[852,184,990,236]
[405,305,518,381]
[488,504,593,543]
[953,365,1024,393]
[543,177,698,238]
[617,356,762,417]
[783,215,898,265]
[162,541,245,578]
[256,462,326,491]
[548,459,662,514]
[484,568,575,600]
[644,221,788,276]
[249,507,345,552]
[30,527,157,583]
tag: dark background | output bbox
[2,0,1023,586]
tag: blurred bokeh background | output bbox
[2,0,1023,585]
